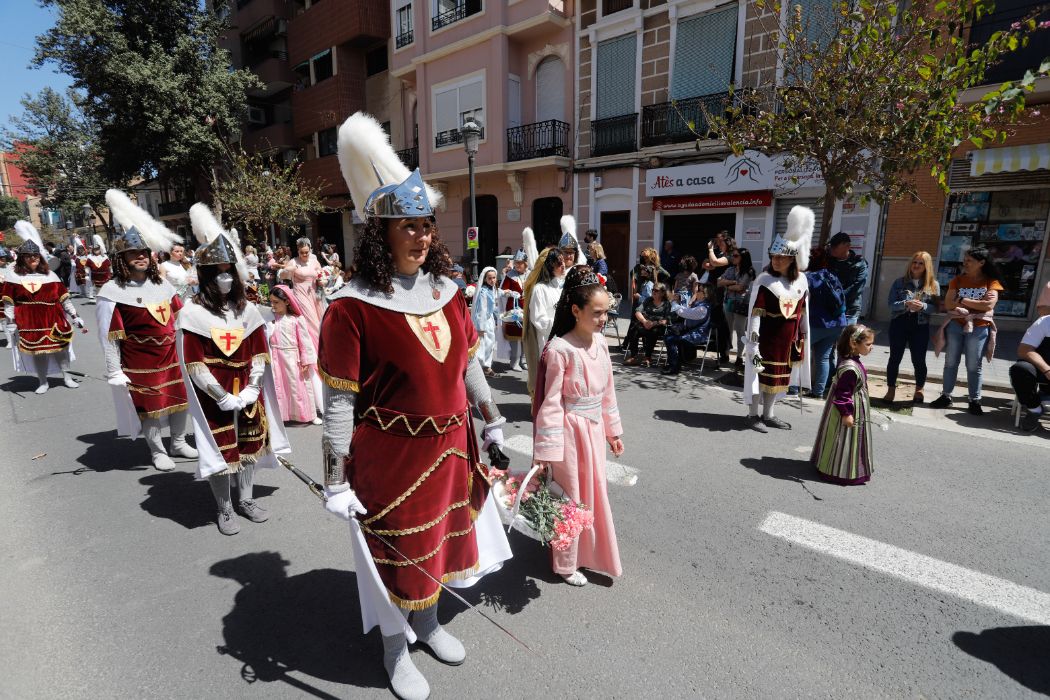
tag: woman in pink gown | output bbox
[283,238,324,347]
[532,265,625,586]
[267,286,320,424]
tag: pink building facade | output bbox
[390,0,575,270]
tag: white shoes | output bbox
[35,382,49,394]
[561,570,588,586]
[170,441,198,459]
[152,453,176,472]
[311,417,323,425]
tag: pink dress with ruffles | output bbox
[532,333,623,577]
[268,313,318,423]
[284,256,324,347]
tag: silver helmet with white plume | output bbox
[92,234,107,256]
[190,202,238,269]
[14,220,44,256]
[105,189,182,253]
[767,205,814,272]
[337,111,443,220]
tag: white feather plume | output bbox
[784,205,815,271]
[14,220,43,250]
[92,234,106,255]
[522,226,538,268]
[227,226,250,282]
[337,112,443,216]
[105,189,181,253]
[190,202,226,246]
[559,215,576,236]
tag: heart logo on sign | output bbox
[739,169,749,176]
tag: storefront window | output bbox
[938,189,1050,318]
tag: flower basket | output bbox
[489,463,594,550]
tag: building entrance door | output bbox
[599,210,630,299]
[661,212,737,268]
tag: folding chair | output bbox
[697,327,720,374]
[605,293,624,348]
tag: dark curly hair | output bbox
[194,265,247,316]
[14,251,50,276]
[111,244,162,287]
[353,215,452,294]
[549,265,606,340]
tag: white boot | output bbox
[411,604,465,665]
[168,410,198,458]
[383,633,430,700]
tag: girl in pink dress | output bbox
[283,238,324,347]
[532,265,625,586]
[267,286,321,424]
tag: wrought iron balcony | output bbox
[640,92,731,148]
[434,126,484,149]
[507,120,570,162]
[602,0,633,15]
[591,113,638,157]
[396,145,419,170]
[432,1,481,31]
[395,29,414,48]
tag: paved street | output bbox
[2,297,1049,699]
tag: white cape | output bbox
[743,271,811,405]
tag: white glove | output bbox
[482,418,506,452]
[505,290,521,300]
[744,341,759,360]
[107,372,131,387]
[324,486,367,521]
[216,392,244,412]
[239,385,260,406]
[73,316,85,329]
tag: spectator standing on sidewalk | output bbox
[883,251,939,404]
[931,247,1003,415]
[719,248,755,372]
[1009,314,1050,431]
[804,266,848,398]
[703,232,735,365]
[824,232,869,324]
[662,239,680,277]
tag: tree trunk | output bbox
[817,191,837,248]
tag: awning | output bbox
[970,143,1050,177]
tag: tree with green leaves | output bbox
[34,0,259,188]
[706,0,1050,245]
[0,195,24,231]
[214,147,325,249]
[2,87,113,228]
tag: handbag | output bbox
[724,295,747,316]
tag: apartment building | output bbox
[217,0,395,261]
[390,0,575,269]
[574,0,883,298]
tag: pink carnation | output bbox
[1011,21,1021,29]
[1040,20,1050,29]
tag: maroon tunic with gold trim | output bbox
[86,257,112,289]
[500,272,524,339]
[182,324,271,470]
[1,274,73,355]
[74,258,88,287]
[109,295,187,417]
[318,291,487,610]
[753,285,807,393]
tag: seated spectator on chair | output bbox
[624,283,673,367]
[1010,314,1050,432]
[661,282,714,375]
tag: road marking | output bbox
[760,511,1050,625]
[502,434,639,486]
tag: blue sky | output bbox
[0,2,74,129]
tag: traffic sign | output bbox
[466,226,479,250]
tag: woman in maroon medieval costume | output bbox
[318,112,511,700]
[96,189,197,472]
[177,203,290,536]
[2,220,87,393]
[83,235,112,302]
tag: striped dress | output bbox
[811,357,872,485]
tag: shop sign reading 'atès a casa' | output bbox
[645,151,825,198]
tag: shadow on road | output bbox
[0,376,39,396]
[739,456,826,501]
[59,430,152,475]
[952,626,1050,695]
[653,409,746,432]
[138,471,278,530]
[210,551,386,697]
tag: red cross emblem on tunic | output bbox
[145,300,172,326]
[779,294,802,319]
[210,326,245,357]
[22,280,42,294]
[406,310,451,363]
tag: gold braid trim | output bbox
[12,300,56,305]
[1,295,12,305]
[59,292,70,302]
[202,356,252,368]
[129,378,184,392]
[369,499,470,536]
[362,448,469,525]
[252,352,271,365]
[360,406,465,436]
[319,367,360,392]
[108,330,126,341]
[366,522,475,566]
[467,337,481,359]
[384,561,482,610]
[184,361,213,376]
[125,361,180,373]
[124,333,174,345]
[138,403,189,419]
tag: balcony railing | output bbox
[158,201,190,217]
[507,120,570,161]
[640,92,730,148]
[246,49,288,67]
[434,126,484,149]
[396,146,419,170]
[395,29,414,48]
[432,1,481,31]
[591,113,638,157]
[602,0,632,15]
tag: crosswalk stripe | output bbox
[502,434,639,486]
[760,511,1050,625]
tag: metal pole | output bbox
[468,151,478,282]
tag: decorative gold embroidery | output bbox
[384,561,480,610]
[125,362,180,373]
[467,337,481,359]
[124,333,173,345]
[362,448,469,525]
[369,499,470,536]
[360,406,465,436]
[366,523,475,566]
[129,378,184,392]
[108,330,127,341]
[138,403,189,419]
[319,367,360,392]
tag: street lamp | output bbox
[461,116,482,282]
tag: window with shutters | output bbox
[312,49,333,83]
[671,4,738,100]
[593,34,638,156]
[317,127,338,157]
[395,2,413,48]
[433,75,485,149]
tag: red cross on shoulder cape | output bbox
[743,270,812,405]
